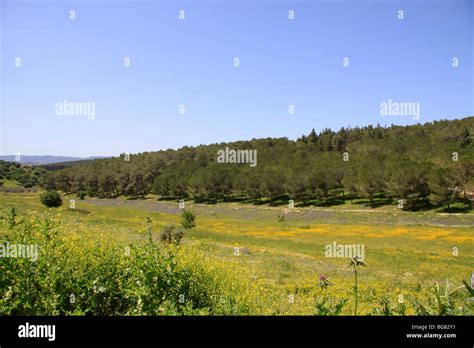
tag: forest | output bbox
[38,117,474,211]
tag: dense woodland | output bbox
[0,161,46,188]
[38,117,474,211]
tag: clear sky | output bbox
[0,0,472,157]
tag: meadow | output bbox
[0,192,473,315]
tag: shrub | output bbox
[0,211,251,315]
[23,180,35,188]
[159,224,185,244]
[77,191,87,200]
[314,297,348,316]
[40,190,62,208]
[181,210,196,229]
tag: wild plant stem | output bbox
[147,222,153,245]
[354,265,358,315]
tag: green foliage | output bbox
[0,206,472,316]
[0,207,20,229]
[38,117,474,211]
[40,190,63,208]
[462,279,474,297]
[430,281,464,315]
[76,191,87,200]
[181,210,196,229]
[286,169,311,203]
[386,159,430,210]
[460,126,471,147]
[428,167,459,208]
[0,161,45,188]
[314,296,348,316]
[159,224,185,244]
[356,162,385,206]
[264,168,287,199]
[0,211,251,315]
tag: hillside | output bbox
[0,160,46,189]
[39,117,474,211]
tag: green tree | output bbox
[55,172,72,193]
[98,172,118,197]
[386,159,430,210]
[129,171,148,198]
[428,167,459,208]
[264,168,286,201]
[459,126,471,148]
[309,166,332,201]
[286,169,311,204]
[342,163,358,202]
[356,164,384,206]
[246,171,267,201]
[87,176,99,197]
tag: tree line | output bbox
[0,161,46,188]
[39,117,474,211]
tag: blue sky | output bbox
[1,0,472,157]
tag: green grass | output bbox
[1,192,473,315]
[0,179,21,188]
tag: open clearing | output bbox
[1,192,473,315]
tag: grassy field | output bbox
[0,179,22,188]
[1,192,473,315]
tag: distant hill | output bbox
[0,155,108,166]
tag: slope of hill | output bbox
[39,117,474,211]
[0,160,46,188]
[40,157,113,171]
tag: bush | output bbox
[40,190,63,208]
[159,224,185,244]
[77,191,87,200]
[23,180,35,188]
[181,210,196,229]
[0,211,251,315]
